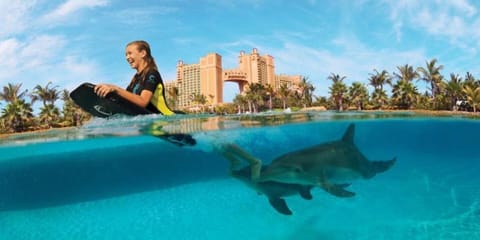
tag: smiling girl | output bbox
[94,40,174,115]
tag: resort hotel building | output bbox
[165,48,302,108]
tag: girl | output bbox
[94,40,174,115]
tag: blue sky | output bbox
[2,0,480,106]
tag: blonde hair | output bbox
[127,40,158,88]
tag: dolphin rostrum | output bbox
[257,123,396,197]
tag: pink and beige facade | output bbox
[165,48,302,108]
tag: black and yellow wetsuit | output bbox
[126,69,175,115]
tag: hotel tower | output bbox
[165,48,302,108]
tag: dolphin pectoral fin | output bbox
[268,197,293,215]
[299,186,313,200]
[321,182,356,198]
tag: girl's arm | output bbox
[94,84,152,108]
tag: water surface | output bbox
[1,112,479,239]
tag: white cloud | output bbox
[384,0,480,47]
[415,7,468,39]
[450,0,477,17]
[41,0,109,24]
[111,6,178,26]
[0,34,104,99]
[264,36,427,96]
[0,0,111,96]
[57,56,104,91]
[21,35,67,69]
[0,35,65,78]
[217,32,430,97]
[0,0,37,38]
[0,38,21,69]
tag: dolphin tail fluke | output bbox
[268,197,293,215]
[370,157,396,176]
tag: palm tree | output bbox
[368,69,392,91]
[207,94,215,112]
[371,88,389,109]
[38,104,60,127]
[191,93,207,113]
[1,99,35,132]
[394,64,419,83]
[417,59,444,110]
[442,74,464,111]
[31,82,60,106]
[0,83,28,103]
[31,82,60,127]
[327,73,346,84]
[61,89,80,126]
[297,77,315,109]
[264,84,275,111]
[464,72,479,89]
[313,95,328,107]
[277,83,291,110]
[167,86,180,109]
[348,82,369,111]
[327,73,348,111]
[391,64,420,109]
[0,83,35,133]
[417,59,444,98]
[391,80,419,109]
[245,83,266,113]
[233,94,245,113]
[463,85,480,112]
[368,70,392,109]
[233,94,248,113]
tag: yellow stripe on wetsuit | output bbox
[150,83,175,116]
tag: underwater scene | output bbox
[0,112,479,240]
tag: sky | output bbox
[2,0,480,108]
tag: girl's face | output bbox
[125,44,146,72]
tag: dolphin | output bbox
[217,143,351,215]
[257,123,396,197]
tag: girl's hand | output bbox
[94,84,117,98]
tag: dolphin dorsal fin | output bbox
[341,123,355,144]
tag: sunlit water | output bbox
[1,111,479,240]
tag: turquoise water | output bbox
[1,112,479,240]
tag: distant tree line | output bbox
[2,58,480,134]
[211,59,480,114]
[0,82,90,134]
